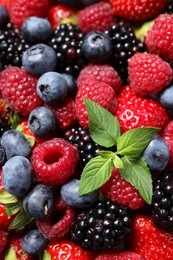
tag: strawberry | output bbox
[1,0,14,11]
[44,240,95,259]
[110,0,168,22]
[0,231,8,255]
[48,4,78,30]
[127,214,173,259]
[115,86,170,133]
[0,204,14,232]
[95,250,143,260]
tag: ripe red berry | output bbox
[0,231,8,255]
[163,120,173,169]
[95,250,143,260]
[31,138,79,186]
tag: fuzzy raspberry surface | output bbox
[77,64,121,93]
[36,197,75,240]
[31,138,79,186]
[45,98,77,130]
[0,67,42,117]
[163,120,173,169]
[75,79,118,128]
[95,250,143,260]
[116,86,170,133]
[101,168,145,210]
[79,1,115,33]
[129,52,173,96]
[145,14,173,62]
[110,0,168,22]
[127,215,173,259]
[9,0,49,28]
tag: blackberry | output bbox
[71,200,132,250]
[105,21,146,82]
[49,23,87,78]
[64,125,102,167]
[165,0,173,14]
[0,23,31,67]
[0,115,10,138]
[152,172,173,232]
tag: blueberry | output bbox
[23,184,54,218]
[21,229,47,256]
[22,43,57,76]
[0,129,31,160]
[28,106,56,137]
[142,134,170,171]
[2,156,32,197]
[81,31,112,63]
[159,84,173,110]
[21,16,53,43]
[37,72,68,104]
[60,179,99,208]
[62,73,77,98]
[0,145,6,166]
[0,5,9,28]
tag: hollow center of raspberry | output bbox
[44,151,63,164]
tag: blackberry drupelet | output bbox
[64,125,102,167]
[166,0,173,14]
[152,172,173,232]
[0,115,10,138]
[49,23,87,78]
[105,21,145,82]
[71,200,132,251]
[0,23,30,67]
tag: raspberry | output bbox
[163,120,173,169]
[75,79,118,128]
[129,52,173,96]
[0,231,8,254]
[36,197,75,240]
[9,0,49,29]
[0,67,42,117]
[77,64,121,93]
[116,86,170,133]
[145,14,173,63]
[101,168,145,210]
[78,1,115,34]
[45,98,77,130]
[95,251,143,260]
[31,138,79,186]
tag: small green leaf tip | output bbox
[84,98,121,147]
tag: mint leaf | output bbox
[119,156,153,204]
[79,156,113,196]
[9,209,34,230]
[0,190,18,204]
[5,247,17,260]
[98,150,115,159]
[113,155,123,169]
[117,127,160,157]
[5,201,23,217]
[10,111,20,129]
[43,250,51,260]
[85,98,120,147]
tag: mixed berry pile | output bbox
[0,0,173,259]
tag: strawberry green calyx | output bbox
[78,98,160,204]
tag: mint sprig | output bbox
[79,98,159,204]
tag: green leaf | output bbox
[9,208,34,230]
[5,247,17,260]
[24,134,35,147]
[113,155,123,169]
[5,201,23,217]
[117,127,160,157]
[85,98,121,147]
[0,190,18,204]
[134,20,154,42]
[98,150,115,159]
[43,250,51,260]
[79,156,114,196]
[119,156,153,204]
[10,111,20,129]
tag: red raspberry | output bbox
[45,98,77,130]
[77,64,121,93]
[78,1,115,34]
[116,86,170,133]
[95,251,143,260]
[0,231,8,254]
[9,0,49,29]
[36,197,75,240]
[145,14,173,63]
[0,67,42,117]
[101,168,145,210]
[75,79,118,129]
[128,52,173,96]
[31,138,79,186]
[163,120,173,169]
[110,0,168,22]
[1,0,14,11]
